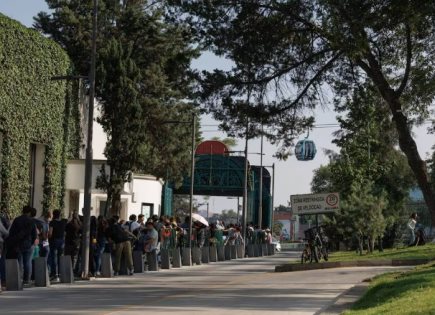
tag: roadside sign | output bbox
[291,193,339,215]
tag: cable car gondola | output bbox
[295,135,317,161]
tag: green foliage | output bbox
[344,261,435,315]
[170,0,435,222]
[36,1,199,212]
[335,181,388,253]
[0,14,79,217]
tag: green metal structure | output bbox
[161,154,273,228]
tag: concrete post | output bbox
[230,245,237,259]
[224,245,232,260]
[181,247,192,266]
[192,247,201,265]
[160,249,171,269]
[253,244,259,257]
[119,256,128,275]
[146,251,158,271]
[34,257,50,287]
[262,244,269,256]
[209,246,218,262]
[171,248,182,268]
[247,244,255,257]
[5,259,22,291]
[101,253,113,278]
[201,246,210,264]
[236,245,244,259]
[133,251,144,273]
[59,255,74,284]
[217,245,225,261]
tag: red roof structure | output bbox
[195,140,229,155]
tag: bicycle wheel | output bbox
[322,247,329,261]
[313,246,320,263]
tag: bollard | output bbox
[230,245,237,259]
[224,245,232,260]
[217,245,225,261]
[59,255,74,284]
[5,259,22,291]
[201,246,210,264]
[270,243,276,255]
[146,251,158,271]
[133,251,144,273]
[101,253,113,277]
[34,257,50,287]
[181,248,192,266]
[253,244,259,257]
[160,249,171,269]
[192,247,201,265]
[262,244,269,256]
[209,246,218,262]
[247,244,255,257]
[236,245,244,259]
[171,248,182,268]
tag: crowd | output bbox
[0,206,274,288]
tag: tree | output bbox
[210,136,238,148]
[170,1,435,225]
[35,1,198,213]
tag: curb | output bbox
[275,258,431,272]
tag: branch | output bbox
[243,48,332,86]
[395,23,412,97]
[269,51,343,115]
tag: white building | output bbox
[63,102,163,220]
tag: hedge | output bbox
[0,13,80,217]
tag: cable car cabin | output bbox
[295,139,317,161]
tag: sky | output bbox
[1,1,434,214]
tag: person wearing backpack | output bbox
[5,206,37,286]
[108,217,133,276]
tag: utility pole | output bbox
[81,0,98,279]
[188,113,196,250]
[258,128,264,228]
[242,118,249,242]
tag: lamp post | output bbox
[80,0,98,279]
[161,113,196,249]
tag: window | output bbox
[141,203,154,220]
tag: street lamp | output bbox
[50,0,98,279]
[161,113,197,251]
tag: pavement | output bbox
[0,252,410,315]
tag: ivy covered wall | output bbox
[0,14,80,217]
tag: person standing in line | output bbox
[6,206,37,286]
[48,209,67,281]
[39,211,51,261]
[64,212,82,276]
[94,216,108,276]
[108,217,133,276]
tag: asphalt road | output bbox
[0,252,406,315]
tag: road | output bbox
[0,252,406,315]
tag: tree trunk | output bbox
[389,98,435,228]
[111,190,122,217]
[360,56,435,228]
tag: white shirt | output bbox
[407,218,416,230]
[124,220,140,232]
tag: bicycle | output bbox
[301,227,329,264]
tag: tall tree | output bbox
[35,1,198,213]
[170,1,435,225]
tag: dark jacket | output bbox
[7,214,37,251]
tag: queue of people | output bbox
[0,206,275,288]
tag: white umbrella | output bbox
[192,213,209,227]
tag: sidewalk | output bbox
[0,253,409,315]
